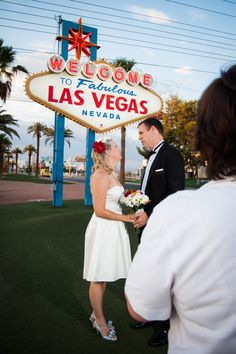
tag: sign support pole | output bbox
[84,33,97,206]
[52,19,98,207]
[52,113,65,207]
[85,129,95,206]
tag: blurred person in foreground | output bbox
[125,64,236,354]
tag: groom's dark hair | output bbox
[138,117,163,135]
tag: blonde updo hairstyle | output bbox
[92,139,113,175]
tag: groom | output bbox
[131,117,185,347]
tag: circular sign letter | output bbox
[66,58,82,75]
[97,64,112,81]
[82,61,97,78]
[48,55,65,73]
[113,67,127,83]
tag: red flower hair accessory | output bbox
[93,141,106,154]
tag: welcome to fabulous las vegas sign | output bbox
[25,20,163,133]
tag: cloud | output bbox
[128,6,171,24]
[17,52,49,73]
[140,48,156,59]
[188,9,208,21]
[175,66,192,75]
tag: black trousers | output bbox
[151,319,170,333]
[138,227,170,334]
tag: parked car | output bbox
[40,168,51,177]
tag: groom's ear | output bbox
[150,126,156,134]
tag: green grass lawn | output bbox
[1,174,208,190]
[0,200,167,354]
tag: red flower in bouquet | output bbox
[93,141,106,154]
[124,189,136,198]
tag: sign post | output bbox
[52,113,65,207]
[53,19,98,207]
[85,128,95,206]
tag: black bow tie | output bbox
[149,150,157,155]
[149,142,164,156]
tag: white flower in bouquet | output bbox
[122,190,150,211]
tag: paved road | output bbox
[64,177,140,189]
[0,178,140,205]
[0,180,84,205]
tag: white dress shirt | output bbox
[125,178,236,354]
[141,140,164,193]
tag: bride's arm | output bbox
[91,172,132,222]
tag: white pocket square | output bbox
[155,168,164,172]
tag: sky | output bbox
[1,0,236,171]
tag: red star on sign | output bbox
[56,18,100,60]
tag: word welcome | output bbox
[48,54,153,89]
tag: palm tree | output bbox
[12,147,22,174]
[27,122,47,177]
[136,146,151,160]
[9,160,15,173]
[23,144,37,176]
[112,57,136,185]
[0,133,12,174]
[4,149,13,173]
[0,107,20,174]
[0,106,20,139]
[136,146,151,180]
[44,126,74,147]
[0,38,29,102]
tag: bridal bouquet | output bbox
[121,190,150,236]
[121,189,150,213]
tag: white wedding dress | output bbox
[83,185,131,282]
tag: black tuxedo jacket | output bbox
[142,142,185,218]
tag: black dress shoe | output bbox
[130,321,151,329]
[148,330,168,347]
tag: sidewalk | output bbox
[0,180,85,205]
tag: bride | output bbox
[83,138,133,341]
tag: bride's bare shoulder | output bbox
[91,169,109,184]
[92,169,108,178]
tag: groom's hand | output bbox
[133,211,148,228]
